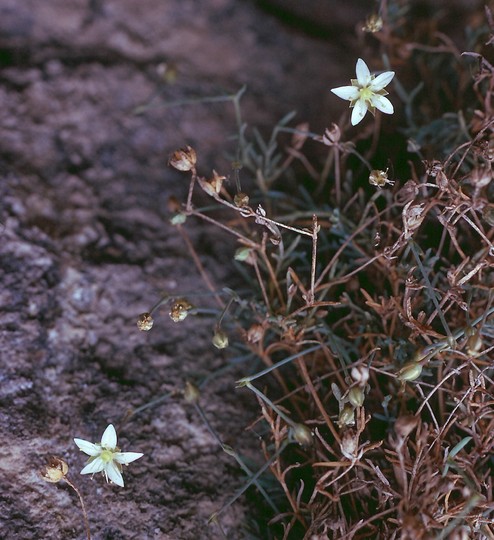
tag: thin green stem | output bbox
[211,439,289,519]
[236,343,323,385]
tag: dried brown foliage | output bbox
[146,2,494,538]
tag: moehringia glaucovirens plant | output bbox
[74,424,143,487]
[331,58,395,126]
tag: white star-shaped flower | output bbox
[74,424,143,487]
[331,58,395,126]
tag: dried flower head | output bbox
[331,58,394,126]
[403,201,426,240]
[74,424,143,488]
[137,312,154,332]
[247,323,264,343]
[169,298,193,322]
[198,170,226,197]
[369,169,394,188]
[362,14,383,33]
[168,145,197,171]
[41,456,69,483]
[340,430,358,460]
[234,192,250,207]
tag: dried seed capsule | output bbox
[184,381,200,404]
[137,312,154,331]
[246,324,263,344]
[340,430,358,460]
[168,146,197,171]
[234,192,249,207]
[369,169,393,188]
[169,299,193,322]
[362,13,383,33]
[41,457,69,483]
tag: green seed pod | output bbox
[348,387,365,408]
[212,330,229,349]
[466,332,483,357]
[398,361,423,382]
[291,423,313,448]
[338,404,355,427]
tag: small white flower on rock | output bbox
[74,424,143,487]
[331,58,395,126]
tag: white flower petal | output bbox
[105,461,124,487]
[370,94,394,114]
[80,457,105,475]
[351,99,368,126]
[114,452,144,465]
[356,58,371,87]
[73,438,100,456]
[331,86,360,101]
[101,424,117,449]
[369,71,395,91]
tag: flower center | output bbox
[100,449,114,463]
[359,86,373,102]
